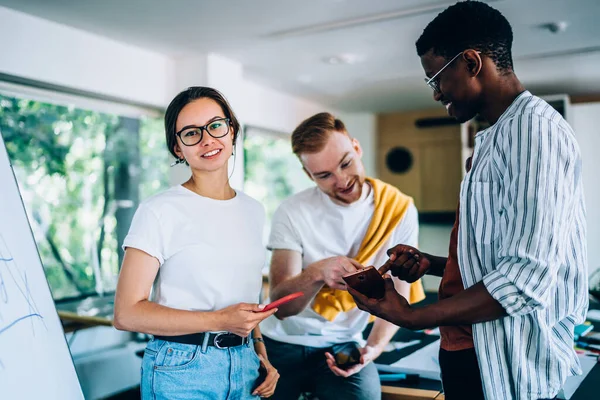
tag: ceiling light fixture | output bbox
[323,54,365,65]
[542,21,569,34]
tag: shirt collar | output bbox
[475,90,531,138]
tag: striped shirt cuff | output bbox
[483,270,537,316]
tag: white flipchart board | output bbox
[0,134,84,399]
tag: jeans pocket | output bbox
[154,342,199,371]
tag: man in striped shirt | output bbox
[348,2,588,400]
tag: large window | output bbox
[0,87,168,300]
[243,126,312,270]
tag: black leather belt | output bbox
[154,332,249,348]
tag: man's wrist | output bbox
[396,307,420,331]
[426,255,447,277]
[364,342,385,357]
[305,262,324,283]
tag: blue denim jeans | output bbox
[141,338,261,400]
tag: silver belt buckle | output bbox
[213,332,227,349]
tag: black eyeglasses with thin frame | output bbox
[176,118,231,146]
[424,51,481,93]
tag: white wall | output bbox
[418,224,452,291]
[572,103,600,276]
[205,54,325,135]
[0,6,174,107]
[172,55,209,93]
[338,112,377,177]
[169,54,377,187]
[203,54,336,189]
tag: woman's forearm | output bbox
[252,326,268,358]
[113,299,223,336]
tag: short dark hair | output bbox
[291,112,349,156]
[416,1,514,72]
[164,86,240,160]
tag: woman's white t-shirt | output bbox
[123,185,266,312]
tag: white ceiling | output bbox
[1,0,599,112]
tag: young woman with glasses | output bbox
[114,87,280,399]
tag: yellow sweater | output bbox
[312,178,425,322]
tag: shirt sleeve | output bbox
[122,203,165,265]
[391,202,420,248]
[482,115,582,316]
[267,204,303,253]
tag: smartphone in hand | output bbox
[332,342,362,369]
[342,266,386,299]
[261,292,304,312]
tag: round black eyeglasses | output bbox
[176,118,230,146]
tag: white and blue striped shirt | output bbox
[459,91,588,400]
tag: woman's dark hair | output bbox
[164,86,240,160]
[416,1,514,72]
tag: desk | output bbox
[381,363,600,400]
[379,359,443,400]
[380,359,600,400]
[382,385,443,400]
[58,311,113,332]
[571,362,600,400]
[55,295,114,332]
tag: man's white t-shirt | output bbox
[123,185,266,313]
[260,183,418,348]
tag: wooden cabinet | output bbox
[377,109,462,213]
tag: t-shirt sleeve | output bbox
[391,202,419,248]
[122,203,165,265]
[267,204,303,253]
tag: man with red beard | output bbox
[260,112,425,400]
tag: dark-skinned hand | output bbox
[347,276,413,328]
[378,244,431,283]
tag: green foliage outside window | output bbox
[0,93,168,300]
